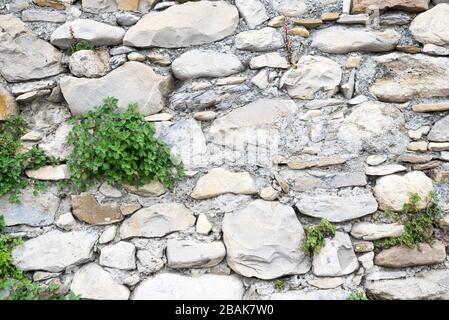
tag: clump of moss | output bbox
[302,218,336,255]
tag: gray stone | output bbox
[22,9,66,22]
[428,115,449,142]
[71,263,130,300]
[280,56,342,99]
[312,232,359,276]
[120,203,195,239]
[166,239,226,268]
[249,52,289,69]
[69,49,111,78]
[365,164,407,176]
[296,193,378,223]
[133,273,244,300]
[311,27,401,54]
[39,123,73,161]
[100,241,136,270]
[0,189,59,227]
[12,230,98,272]
[124,1,239,48]
[50,19,125,49]
[222,200,311,280]
[375,242,446,267]
[351,223,405,240]
[55,212,76,231]
[171,50,244,80]
[235,27,284,51]
[271,0,307,17]
[0,15,63,82]
[235,0,269,28]
[269,288,350,300]
[61,62,173,116]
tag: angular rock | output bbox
[269,288,350,300]
[308,277,345,289]
[272,0,307,17]
[249,52,289,69]
[338,101,408,154]
[365,164,407,176]
[0,189,60,227]
[423,44,449,56]
[222,200,311,280]
[12,230,98,272]
[55,212,76,231]
[71,194,123,225]
[352,0,430,13]
[287,156,347,170]
[99,183,122,198]
[71,263,130,300]
[133,273,244,300]
[235,0,269,29]
[25,165,70,181]
[190,168,257,200]
[351,223,405,240]
[0,85,18,120]
[337,13,369,25]
[69,49,111,78]
[124,1,239,48]
[375,242,446,268]
[366,269,449,299]
[373,171,434,211]
[51,19,125,49]
[0,15,63,82]
[370,53,449,102]
[61,62,173,116]
[311,27,401,54]
[100,241,136,270]
[296,193,378,222]
[123,181,166,197]
[22,9,66,23]
[428,115,449,142]
[120,203,195,239]
[38,123,73,161]
[99,225,117,244]
[196,213,213,235]
[171,50,244,80]
[312,232,358,276]
[166,239,226,268]
[410,4,449,48]
[280,56,342,99]
[235,27,284,52]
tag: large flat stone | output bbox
[120,203,195,239]
[351,223,405,240]
[296,193,378,222]
[124,1,239,48]
[132,273,244,300]
[12,230,98,272]
[0,15,63,82]
[0,189,60,227]
[166,239,226,268]
[352,0,430,13]
[370,53,449,102]
[375,242,446,267]
[60,62,173,116]
[72,193,123,225]
[311,27,400,54]
[222,200,311,280]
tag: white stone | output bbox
[249,52,289,69]
[100,241,136,270]
[365,164,407,176]
[251,69,269,89]
[235,27,284,52]
[410,4,449,48]
[351,223,405,240]
[55,212,76,231]
[196,213,213,235]
[272,0,307,17]
[99,226,117,244]
[367,155,387,166]
[166,239,226,268]
[25,164,70,181]
[69,49,111,78]
[235,0,269,28]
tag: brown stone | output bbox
[396,44,422,54]
[432,169,449,183]
[120,203,142,216]
[397,153,433,164]
[273,171,289,193]
[0,85,18,120]
[117,0,139,11]
[123,181,166,197]
[287,156,347,170]
[72,194,123,225]
[288,27,309,38]
[321,12,340,21]
[375,242,446,268]
[352,0,430,13]
[294,19,323,28]
[33,0,66,9]
[413,103,449,112]
[412,161,441,170]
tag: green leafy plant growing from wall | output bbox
[66,27,94,56]
[376,192,442,249]
[67,97,185,191]
[0,216,79,300]
[0,116,59,203]
[347,291,369,300]
[274,279,285,291]
[302,218,336,255]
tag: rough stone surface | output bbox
[61,62,173,116]
[352,0,430,13]
[222,200,311,280]
[72,194,123,225]
[124,1,239,48]
[12,230,98,272]
[351,223,405,240]
[410,4,449,48]
[166,239,226,268]
[235,27,284,51]
[69,49,111,78]
[133,273,244,300]
[99,241,136,270]
[375,242,446,268]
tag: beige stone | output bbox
[375,242,446,268]
[123,180,166,197]
[352,0,429,13]
[294,19,322,28]
[413,103,449,112]
[72,194,123,225]
[287,156,347,170]
[0,85,18,120]
[321,12,340,21]
[117,0,139,11]
[288,27,309,37]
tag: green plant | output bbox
[274,279,285,291]
[0,116,58,203]
[66,27,94,56]
[302,218,336,255]
[376,192,442,249]
[67,97,185,192]
[347,292,368,300]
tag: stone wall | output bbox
[2,0,449,300]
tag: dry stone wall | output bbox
[2,0,449,300]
